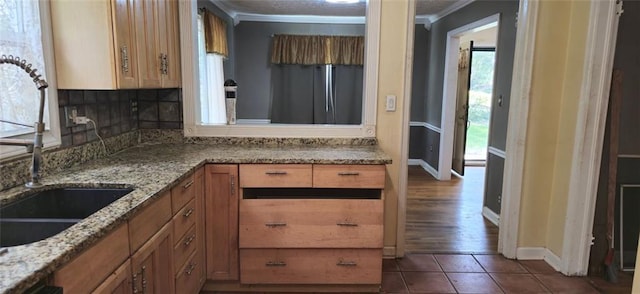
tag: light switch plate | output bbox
[386,95,396,112]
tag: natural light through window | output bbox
[0,0,59,158]
[197,13,226,125]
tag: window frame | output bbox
[179,0,380,138]
[1,0,61,159]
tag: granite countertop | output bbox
[0,142,391,293]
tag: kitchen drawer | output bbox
[239,164,312,188]
[239,199,383,248]
[174,225,197,273]
[129,191,172,253]
[313,164,385,189]
[54,224,130,293]
[171,173,196,214]
[173,198,197,243]
[240,248,382,284]
[175,251,203,294]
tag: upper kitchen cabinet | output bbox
[50,0,181,90]
[135,0,181,88]
[51,0,138,89]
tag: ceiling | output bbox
[214,0,468,18]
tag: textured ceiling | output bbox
[215,0,461,17]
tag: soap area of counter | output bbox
[0,141,391,293]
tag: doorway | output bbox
[406,15,502,254]
[451,21,498,177]
[465,47,496,165]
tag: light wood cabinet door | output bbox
[205,164,239,280]
[50,0,137,89]
[134,0,162,88]
[157,0,181,87]
[92,260,133,294]
[131,222,174,294]
[112,0,138,89]
[53,224,130,293]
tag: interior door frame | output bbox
[438,14,500,181]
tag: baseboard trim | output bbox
[383,246,397,258]
[482,206,500,226]
[516,247,562,271]
[408,159,438,178]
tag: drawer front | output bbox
[240,248,382,284]
[239,199,383,248]
[239,164,312,188]
[173,198,197,243]
[175,251,204,294]
[54,224,130,293]
[174,225,197,273]
[313,164,385,188]
[171,173,196,214]
[129,191,172,253]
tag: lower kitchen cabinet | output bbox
[92,260,133,294]
[53,224,130,293]
[131,221,174,293]
[204,164,239,280]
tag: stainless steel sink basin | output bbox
[0,187,133,247]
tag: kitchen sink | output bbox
[0,187,133,247]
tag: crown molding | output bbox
[234,13,365,25]
[419,0,475,24]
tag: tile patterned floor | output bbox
[382,254,633,294]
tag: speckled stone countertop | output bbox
[0,142,391,293]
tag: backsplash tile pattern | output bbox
[58,89,139,147]
[138,89,183,130]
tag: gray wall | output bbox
[411,24,430,122]
[233,22,364,119]
[408,1,518,217]
[614,0,640,155]
[483,153,504,214]
[424,0,518,151]
[590,0,640,275]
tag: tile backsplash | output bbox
[57,88,182,148]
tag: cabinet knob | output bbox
[182,180,194,189]
[265,171,288,175]
[265,222,287,227]
[338,171,360,176]
[183,233,196,247]
[337,222,358,227]
[185,262,197,275]
[183,207,194,218]
[265,261,287,267]
[337,261,358,267]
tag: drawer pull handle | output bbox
[337,222,358,227]
[337,261,358,267]
[265,222,287,227]
[183,234,196,247]
[185,262,197,275]
[182,180,194,189]
[265,171,288,175]
[338,172,360,176]
[266,261,287,267]
[183,208,194,218]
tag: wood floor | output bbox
[405,166,499,254]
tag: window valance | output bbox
[203,10,228,57]
[270,34,364,65]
